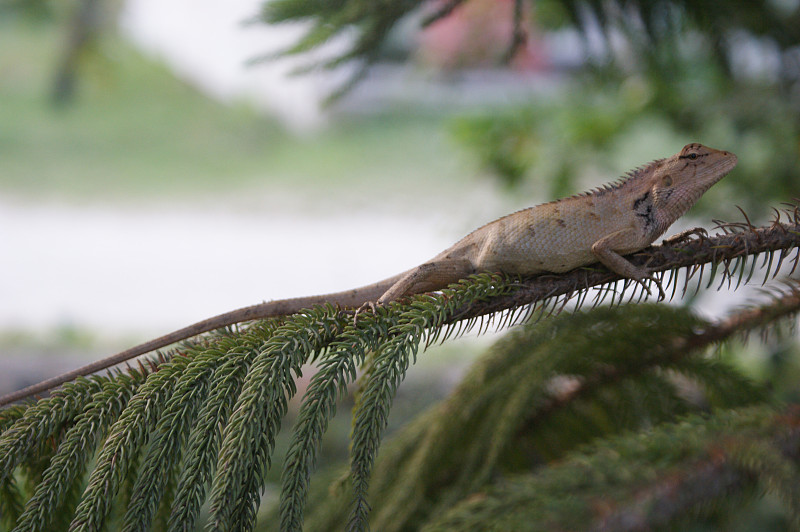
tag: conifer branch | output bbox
[281,275,516,531]
[0,473,24,531]
[296,299,783,530]
[120,332,258,531]
[68,353,194,531]
[153,457,180,531]
[517,285,799,438]
[585,414,800,531]
[279,309,390,532]
[348,277,514,529]
[261,0,425,98]
[0,405,26,433]
[0,376,111,486]
[167,330,274,530]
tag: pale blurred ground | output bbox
[0,198,448,337]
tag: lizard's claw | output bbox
[651,276,667,301]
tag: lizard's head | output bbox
[650,143,737,216]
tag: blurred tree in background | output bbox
[264,0,800,210]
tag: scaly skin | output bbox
[0,143,737,406]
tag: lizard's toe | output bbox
[637,274,666,301]
[651,277,667,301]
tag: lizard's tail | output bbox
[0,273,405,407]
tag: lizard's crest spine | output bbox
[568,158,665,201]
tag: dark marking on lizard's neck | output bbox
[632,190,656,231]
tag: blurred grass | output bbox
[0,21,461,200]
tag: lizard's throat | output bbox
[654,186,711,231]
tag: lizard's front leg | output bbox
[590,229,665,299]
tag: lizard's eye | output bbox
[688,153,698,160]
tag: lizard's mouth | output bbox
[703,153,738,185]
[718,152,738,172]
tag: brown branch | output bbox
[588,452,752,532]
[690,283,800,346]
[421,0,468,28]
[587,407,800,531]
[52,0,103,105]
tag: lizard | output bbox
[0,143,737,407]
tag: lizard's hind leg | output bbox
[377,258,475,305]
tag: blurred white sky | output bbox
[119,0,349,132]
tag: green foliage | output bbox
[290,305,775,531]
[258,0,800,210]
[167,333,267,530]
[69,357,189,531]
[278,275,516,531]
[557,0,800,70]
[449,109,540,189]
[207,312,345,531]
[449,71,800,211]
[13,372,148,532]
[0,375,113,489]
[121,324,283,532]
[258,0,800,93]
[279,311,389,532]
[449,90,643,193]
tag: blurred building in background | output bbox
[119,0,582,132]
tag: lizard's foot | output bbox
[662,227,708,245]
[353,301,379,326]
